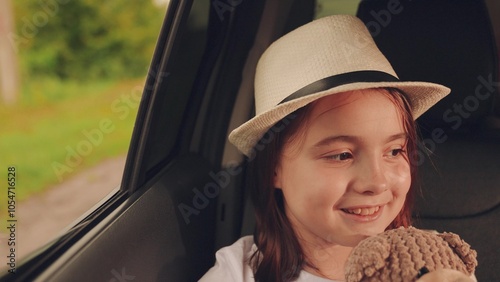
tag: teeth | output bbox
[344,206,380,215]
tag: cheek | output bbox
[384,161,411,194]
[281,167,347,210]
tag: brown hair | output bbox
[246,88,418,281]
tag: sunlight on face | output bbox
[274,89,411,248]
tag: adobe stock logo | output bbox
[109,267,135,282]
[51,69,169,182]
[212,0,243,21]
[9,0,71,53]
[177,114,297,224]
[364,0,404,37]
[342,0,405,59]
[411,74,500,166]
[177,164,242,224]
[442,74,499,130]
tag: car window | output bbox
[0,0,166,266]
[315,0,361,17]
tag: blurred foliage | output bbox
[0,79,141,201]
[315,0,361,18]
[0,1,166,213]
[12,0,165,81]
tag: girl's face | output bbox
[274,89,411,247]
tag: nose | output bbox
[350,156,388,195]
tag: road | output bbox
[0,155,126,269]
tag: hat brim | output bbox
[229,81,450,157]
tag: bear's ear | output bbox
[438,232,478,275]
[344,236,391,282]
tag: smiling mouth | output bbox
[342,206,380,216]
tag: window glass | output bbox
[0,0,166,265]
[315,0,361,18]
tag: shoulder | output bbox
[199,236,256,282]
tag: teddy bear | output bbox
[344,226,478,282]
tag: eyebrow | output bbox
[312,133,408,148]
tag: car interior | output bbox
[357,1,500,281]
[2,0,498,281]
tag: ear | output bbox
[438,232,478,275]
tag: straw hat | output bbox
[229,15,450,156]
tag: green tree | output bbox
[12,0,165,81]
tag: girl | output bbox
[200,15,449,281]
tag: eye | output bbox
[324,152,353,161]
[416,267,430,278]
[388,148,406,158]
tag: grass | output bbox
[0,78,142,212]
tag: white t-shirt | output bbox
[199,236,342,282]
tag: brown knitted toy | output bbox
[344,226,478,282]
